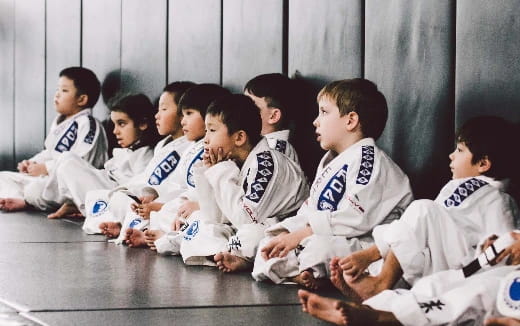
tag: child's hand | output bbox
[203,147,231,168]
[17,160,31,173]
[261,231,303,260]
[339,248,379,281]
[172,216,185,231]
[485,317,520,326]
[176,201,199,220]
[26,162,48,176]
[495,232,520,265]
[481,234,498,251]
[140,195,157,204]
[131,201,163,219]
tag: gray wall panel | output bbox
[365,0,455,198]
[288,0,362,86]
[83,0,122,120]
[14,0,46,162]
[45,0,81,131]
[0,0,15,169]
[222,0,284,92]
[455,0,520,127]
[121,0,167,102]
[168,0,221,84]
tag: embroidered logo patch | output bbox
[84,116,96,144]
[245,151,274,203]
[55,121,78,152]
[92,200,108,216]
[183,220,200,241]
[186,149,204,188]
[227,236,242,251]
[444,178,488,207]
[356,145,374,185]
[128,218,142,229]
[148,151,181,185]
[274,140,287,154]
[318,164,348,212]
[419,300,445,313]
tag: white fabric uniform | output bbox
[154,138,309,266]
[372,176,518,285]
[365,264,519,326]
[0,109,108,209]
[252,137,413,283]
[81,136,191,234]
[111,139,204,242]
[41,145,153,214]
[264,129,299,164]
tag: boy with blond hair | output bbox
[252,78,413,288]
[0,67,108,212]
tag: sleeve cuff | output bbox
[373,224,391,258]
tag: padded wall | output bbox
[0,0,15,169]
[222,0,284,92]
[45,0,81,131]
[365,0,455,199]
[168,0,221,84]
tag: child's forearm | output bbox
[294,225,313,244]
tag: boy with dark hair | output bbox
[244,73,300,162]
[252,78,413,288]
[151,94,308,271]
[120,84,230,246]
[337,116,518,300]
[0,66,108,212]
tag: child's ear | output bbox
[233,130,248,147]
[267,108,282,125]
[76,94,89,107]
[345,111,360,131]
[477,156,492,174]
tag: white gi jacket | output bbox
[373,175,518,285]
[155,138,309,265]
[0,109,108,207]
[252,137,413,283]
[264,129,299,164]
[81,136,191,234]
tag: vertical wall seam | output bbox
[119,0,123,88]
[361,0,365,78]
[165,0,169,84]
[282,0,288,76]
[12,0,16,168]
[44,0,48,136]
[80,0,83,66]
[219,0,223,85]
[452,0,457,132]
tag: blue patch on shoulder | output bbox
[245,151,274,203]
[444,178,488,207]
[55,121,78,152]
[148,151,181,185]
[318,164,348,212]
[84,116,96,144]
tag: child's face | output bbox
[313,97,350,153]
[181,108,205,141]
[449,142,481,179]
[155,92,181,136]
[204,114,235,159]
[244,90,273,135]
[110,111,140,148]
[54,76,82,117]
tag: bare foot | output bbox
[291,270,327,290]
[330,257,363,302]
[300,290,386,326]
[214,252,252,272]
[345,273,389,301]
[144,229,165,250]
[125,228,147,248]
[0,198,27,212]
[48,202,82,219]
[99,222,121,238]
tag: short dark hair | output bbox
[163,81,197,108]
[178,84,230,116]
[244,73,293,128]
[456,115,514,180]
[207,94,262,147]
[109,93,160,147]
[59,67,101,108]
[317,78,388,140]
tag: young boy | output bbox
[120,84,230,246]
[244,73,300,163]
[298,231,520,326]
[337,116,518,300]
[87,81,195,235]
[251,79,413,288]
[0,67,108,212]
[150,94,309,270]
